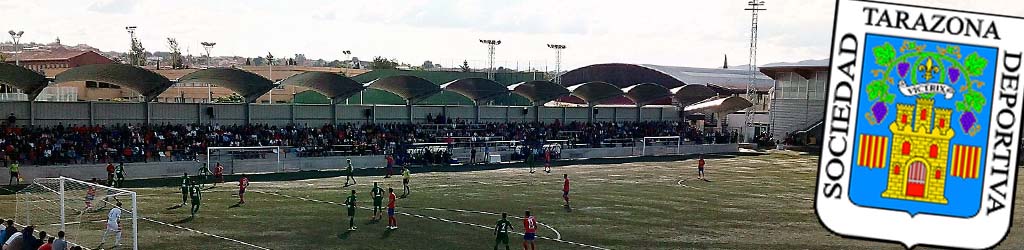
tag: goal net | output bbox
[206,146,284,176]
[640,136,682,156]
[16,177,138,250]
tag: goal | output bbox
[16,177,138,250]
[640,136,682,156]
[206,146,284,175]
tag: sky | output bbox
[1,0,1021,70]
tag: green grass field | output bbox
[5,153,1024,249]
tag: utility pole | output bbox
[546,44,566,84]
[744,0,766,143]
[201,42,216,102]
[479,39,501,80]
[7,30,23,66]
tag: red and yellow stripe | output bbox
[951,145,981,179]
[857,134,888,168]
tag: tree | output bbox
[327,60,344,68]
[460,60,471,72]
[294,54,307,66]
[129,37,146,66]
[253,56,266,66]
[214,93,244,103]
[166,38,184,69]
[371,56,398,70]
[245,58,251,66]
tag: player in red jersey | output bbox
[387,187,398,230]
[562,174,570,208]
[238,175,250,204]
[522,210,537,250]
[697,154,706,180]
[213,162,225,186]
[543,149,552,173]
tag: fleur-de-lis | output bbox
[918,58,940,81]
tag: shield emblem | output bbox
[816,0,1024,248]
[848,34,996,218]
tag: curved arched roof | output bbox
[508,81,570,105]
[279,72,364,101]
[671,84,717,107]
[559,63,774,91]
[178,68,275,103]
[0,63,49,101]
[440,78,509,103]
[684,96,753,114]
[622,83,672,107]
[366,75,441,104]
[567,81,626,106]
[54,64,174,102]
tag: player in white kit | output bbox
[100,201,123,248]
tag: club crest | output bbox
[849,34,995,217]
[817,0,1024,249]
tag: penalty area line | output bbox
[139,217,271,250]
[250,190,608,250]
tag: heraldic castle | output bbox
[881,98,952,204]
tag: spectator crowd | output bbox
[0,120,738,167]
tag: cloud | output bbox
[87,0,137,14]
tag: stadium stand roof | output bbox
[622,83,672,107]
[278,72,364,102]
[366,75,442,104]
[53,64,174,102]
[566,81,626,106]
[349,69,536,106]
[177,67,276,103]
[0,63,50,101]
[684,96,753,114]
[508,80,571,105]
[559,63,774,91]
[759,59,829,79]
[638,64,774,91]
[439,78,509,103]
[670,84,717,107]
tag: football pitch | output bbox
[6,153,1024,249]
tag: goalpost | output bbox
[641,136,682,155]
[206,146,284,175]
[16,177,138,250]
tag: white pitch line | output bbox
[252,190,608,250]
[139,217,271,250]
[419,207,561,240]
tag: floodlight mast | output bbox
[743,1,766,142]
[201,42,217,102]
[546,44,566,84]
[479,39,501,80]
[8,30,23,66]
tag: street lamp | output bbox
[546,44,566,84]
[200,41,216,102]
[8,30,24,66]
[478,39,501,80]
